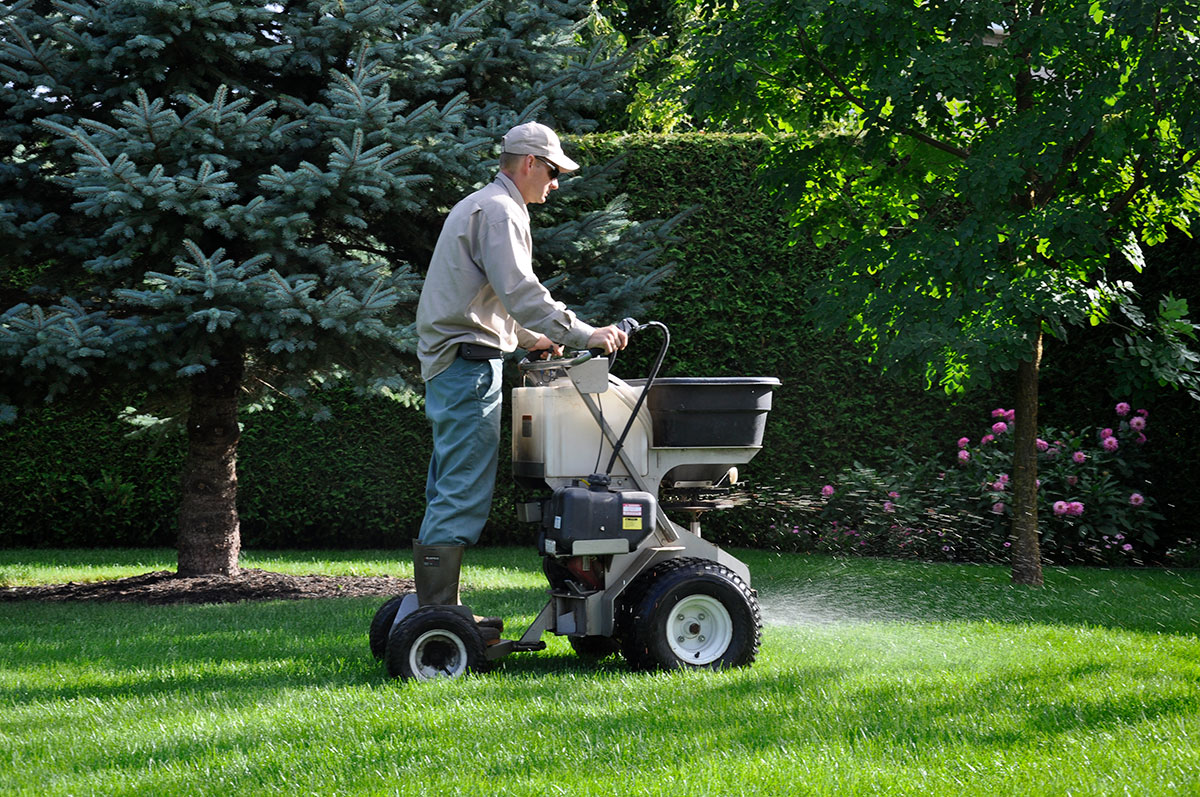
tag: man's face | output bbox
[517,155,560,204]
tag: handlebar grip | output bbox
[557,318,646,366]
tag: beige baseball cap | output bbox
[501,121,580,173]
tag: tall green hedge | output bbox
[2,134,1197,551]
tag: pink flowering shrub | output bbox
[939,403,1159,564]
[768,402,1161,565]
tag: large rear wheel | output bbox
[616,557,704,670]
[623,559,760,671]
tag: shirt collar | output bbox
[494,172,529,221]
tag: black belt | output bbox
[459,342,504,360]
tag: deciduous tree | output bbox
[688,0,1200,584]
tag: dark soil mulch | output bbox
[0,569,413,605]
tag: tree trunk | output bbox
[177,345,243,576]
[1010,327,1044,586]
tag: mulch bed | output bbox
[0,569,412,605]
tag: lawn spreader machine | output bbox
[370,320,780,680]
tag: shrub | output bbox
[751,401,1163,566]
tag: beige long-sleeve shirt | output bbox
[416,172,596,381]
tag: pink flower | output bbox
[1129,492,1145,506]
[1123,543,1133,551]
[958,450,971,463]
[1053,501,1069,516]
[991,481,1005,492]
[1045,446,1059,458]
[1136,433,1147,445]
[957,436,970,449]
[1072,451,1087,464]
[1036,439,1049,452]
[1129,416,1146,431]
[991,502,1006,514]
[883,501,895,513]
[888,491,900,499]
[981,434,995,445]
[1068,501,1085,516]
[999,473,1009,483]
[821,484,835,498]
[992,421,1008,435]
[1004,410,1015,423]
[1102,436,1119,452]
[1137,408,1148,417]
[991,408,1007,418]
[1100,428,1114,439]
[1067,475,1078,486]
[1115,402,1131,416]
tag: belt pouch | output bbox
[459,343,503,360]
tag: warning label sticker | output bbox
[622,503,643,530]
[623,516,642,530]
[622,504,643,516]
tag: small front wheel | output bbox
[385,606,487,681]
[369,594,409,661]
[626,560,761,671]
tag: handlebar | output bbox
[517,319,671,478]
[521,317,642,369]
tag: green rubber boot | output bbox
[413,543,503,631]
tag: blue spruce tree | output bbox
[0,0,682,574]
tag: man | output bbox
[412,121,628,618]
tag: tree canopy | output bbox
[686,0,1200,583]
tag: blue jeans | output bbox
[417,357,503,546]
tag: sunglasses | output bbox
[534,156,560,181]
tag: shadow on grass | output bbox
[463,662,1198,777]
[3,551,1197,710]
[4,586,1198,788]
[0,598,388,704]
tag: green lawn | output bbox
[1,548,1198,796]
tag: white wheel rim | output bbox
[409,628,469,680]
[666,594,732,665]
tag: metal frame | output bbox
[511,359,756,643]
